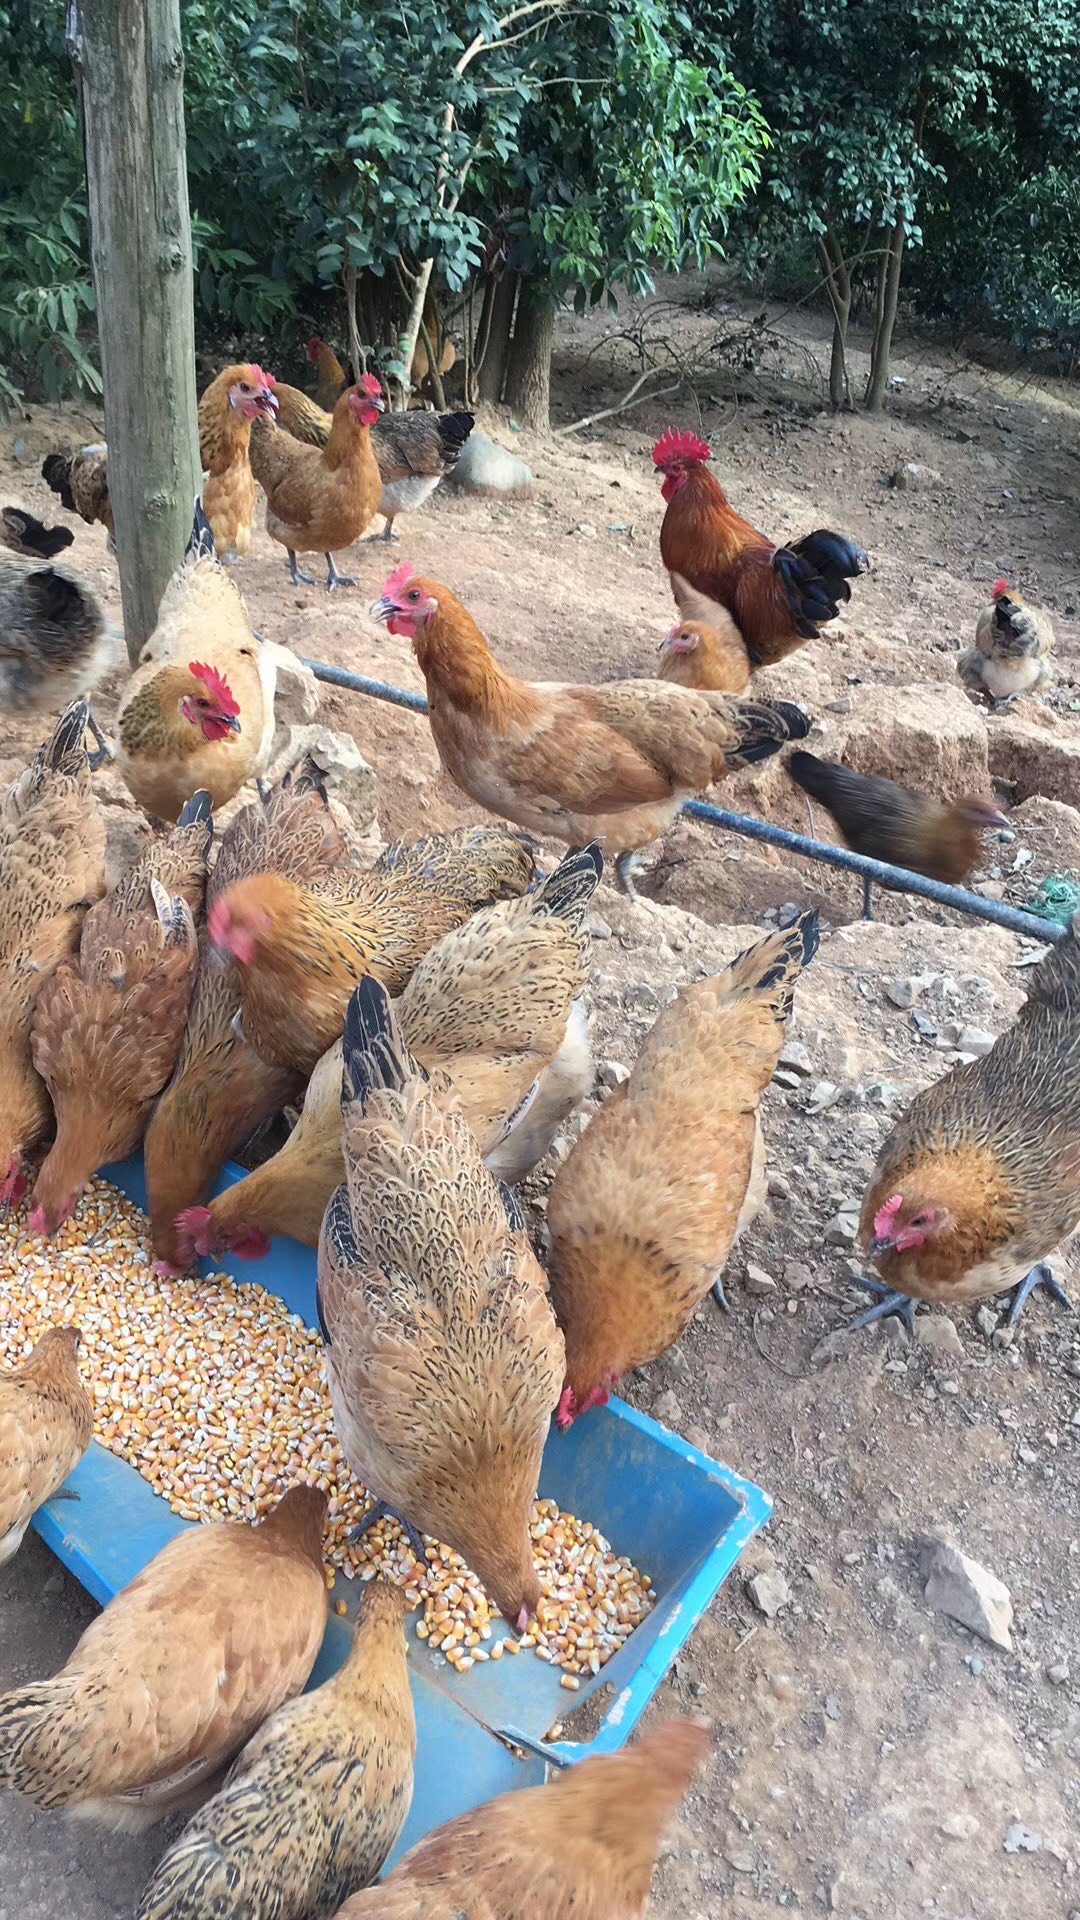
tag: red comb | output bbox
[190,661,240,717]
[653,428,711,467]
[381,560,416,598]
[307,335,324,359]
[247,363,270,387]
[358,373,382,398]
[991,577,1010,598]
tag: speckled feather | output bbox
[137,1578,415,1920]
[334,1718,708,1920]
[319,982,564,1624]
[144,766,350,1267]
[860,929,1080,1302]
[548,913,819,1408]
[0,1327,92,1564]
[0,1486,329,1827]
[0,704,106,1178]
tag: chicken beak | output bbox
[369,594,396,625]
[259,390,280,417]
[222,713,242,734]
[869,1235,894,1257]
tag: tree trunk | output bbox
[344,262,364,379]
[818,230,852,410]
[864,216,906,413]
[504,274,555,430]
[70,0,200,662]
[476,271,516,405]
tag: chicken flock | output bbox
[0,336,1072,1920]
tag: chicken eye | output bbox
[408,590,421,602]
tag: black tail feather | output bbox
[532,843,603,923]
[186,499,216,561]
[2,506,73,559]
[45,699,91,768]
[733,701,810,766]
[341,976,425,1110]
[41,453,76,513]
[436,411,475,464]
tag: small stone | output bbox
[912,1010,938,1038]
[575,522,598,537]
[598,1058,630,1091]
[825,697,853,715]
[747,1568,791,1618]
[885,977,917,1010]
[867,1081,900,1108]
[746,1263,778,1296]
[916,1316,965,1358]
[784,1261,813,1291]
[823,1695,841,1721]
[1046,1659,1070,1685]
[727,1849,756,1875]
[807,1080,842,1113]
[922,1541,1014,1650]
[975,1304,998,1337]
[975,879,1006,901]
[779,1040,813,1075]
[587,915,612,939]
[825,1211,859,1247]
[940,1812,980,1840]
[1004,1824,1043,1854]
[767,1171,793,1200]
[957,1027,995,1057]
[653,1389,682,1428]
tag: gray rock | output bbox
[767,1170,793,1200]
[588,915,612,939]
[915,1315,965,1358]
[784,1262,814,1291]
[745,1263,778,1296]
[922,1541,1014,1649]
[940,1812,980,1840]
[598,1058,630,1091]
[884,977,917,1010]
[652,1389,682,1428]
[747,1568,791,1618]
[447,431,533,497]
[807,1080,842,1113]
[262,640,320,724]
[268,725,379,833]
[825,1211,859,1248]
[1046,1658,1070,1685]
[779,1040,813,1076]
[1003,1824,1043,1854]
[957,1026,995,1057]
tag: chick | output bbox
[0,1326,92,1565]
[318,977,564,1629]
[0,1486,329,1827]
[136,1578,415,1920]
[334,1717,709,1920]
[549,912,819,1424]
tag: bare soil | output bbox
[2,276,1080,1920]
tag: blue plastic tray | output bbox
[28,1156,770,1852]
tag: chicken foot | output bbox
[84,706,113,771]
[346,1498,427,1564]
[286,550,315,587]
[364,515,401,544]
[1004,1261,1072,1326]
[324,553,358,591]
[847,1275,918,1333]
[615,850,643,902]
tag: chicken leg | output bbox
[286,550,315,587]
[615,850,643,902]
[1004,1262,1072,1326]
[847,1274,917,1333]
[346,1498,427,1564]
[84,707,113,771]
[324,553,357,591]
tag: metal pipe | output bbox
[299,655,1062,945]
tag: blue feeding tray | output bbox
[29,1156,771,1855]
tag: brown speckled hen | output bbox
[136,1578,415,1920]
[0,1485,329,1829]
[318,978,564,1629]
[0,1326,92,1565]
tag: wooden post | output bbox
[69,0,200,662]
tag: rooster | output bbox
[0,1326,92,1565]
[549,912,819,1425]
[115,503,279,821]
[371,563,810,898]
[42,366,279,560]
[1,506,73,560]
[0,1487,328,1827]
[209,823,534,1077]
[27,790,211,1234]
[958,578,1055,705]
[653,429,867,667]
[255,377,386,589]
[335,1718,708,1920]
[788,752,1007,918]
[854,923,1080,1332]
[254,384,474,542]
[318,977,565,1629]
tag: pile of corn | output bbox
[0,1179,654,1682]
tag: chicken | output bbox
[0,552,120,721]
[656,571,752,693]
[318,977,565,1627]
[788,751,1007,918]
[144,761,351,1274]
[42,445,114,542]
[178,844,600,1261]
[958,578,1055,705]
[42,367,277,562]
[548,912,819,1425]
[27,790,212,1234]
[115,502,278,821]
[333,1717,708,1920]
[255,390,474,543]
[653,429,867,668]
[1,505,73,560]
[209,824,535,1078]
[0,702,106,1211]
[854,923,1080,1333]
[0,1484,328,1827]
[255,379,387,590]
[136,1578,414,1920]
[0,1326,92,1565]
[308,335,348,412]
[370,564,810,897]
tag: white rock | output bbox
[261,640,320,724]
[825,1211,859,1248]
[598,1059,630,1091]
[915,1316,965,1358]
[922,1541,1014,1650]
[745,1263,778,1296]
[448,431,533,496]
[957,1026,995,1057]
[267,725,379,833]
[747,1568,791,1618]
[779,1040,813,1075]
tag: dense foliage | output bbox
[1,0,1077,412]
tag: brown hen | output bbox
[0,1326,92,1565]
[255,379,386,590]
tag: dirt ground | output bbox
[2,276,1080,1920]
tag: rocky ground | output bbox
[2,276,1080,1919]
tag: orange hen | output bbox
[256,378,386,590]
